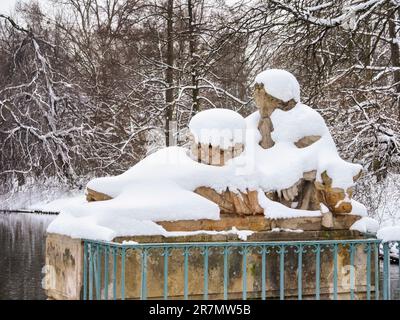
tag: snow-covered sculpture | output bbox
[254,69,300,149]
[187,69,363,224]
[50,69,367,241]
[188,108,245,166]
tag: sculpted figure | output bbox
[86,69,365,232]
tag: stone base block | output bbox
[45,230,375,300]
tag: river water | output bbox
[0,213,54,300]
[0,212,399,300]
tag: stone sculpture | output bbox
[86,69,364,231]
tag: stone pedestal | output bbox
[45,230,376,300]
[44,234,84,300]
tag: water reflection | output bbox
[0,213,54,300]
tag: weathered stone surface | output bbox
[115,229,373,300]
[45,231,376,300]
[190,142,244,166]
[270,216,322,231]
[253,83,297,116]
[253,83,297,150]
[280,181,301,202]
[321,211,334,229]
[303,170,317,181]
[44,234,83,300]
[258,117,275,149]
[266,179,320,211]
[157,213,360,233]
[295,135,321,148]
[86,187,112,202]
[297,180,321,210]
[233,143,244,157]
[314,171,355,214]
[195,187,264,216]
[158,214,272,232]
[333,213,362,230]
[196,183,320,217]
[85,181,361,232]
[251,81,362,219]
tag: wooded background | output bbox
[1,0,399,219]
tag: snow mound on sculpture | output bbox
[254,69,300,102]
[377,226,400,242]
[270,103,329,143]
[189,108,246,148]
[48,69,364,240]
[350,199,367,217]
[242,106,361,190]
[350,217,379,234]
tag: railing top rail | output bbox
[82,237,382,249]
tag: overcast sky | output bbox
[0,0,18,14]
[0,0,52,15]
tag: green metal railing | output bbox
[82,238,400,300]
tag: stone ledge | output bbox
[113,229,366,244]
[154,213,361,234]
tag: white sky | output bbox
[0,0,18,14]
[0,0,52,14]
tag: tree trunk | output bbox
[188,0,199,116]
[388,8,400,120]
[165,0,175,146]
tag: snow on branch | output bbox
[270,0,385,29]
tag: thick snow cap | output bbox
[255,69,300,103]
[189,108,246,148]
[350,217,379,234]
[377,226,400,242]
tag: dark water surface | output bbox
[0,213,54,300]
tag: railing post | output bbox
[242,246,249,300]
[374,243,380,300]
[297,245,303,300]
[104,245,109,300]
[83,241,88,301]
[183,246,190,300]
[279,245,285,300]
[261,246,267,300]
[350,244,355,300]
[89,243,93,300]
[366,243,371,300]
[398,241,400,297]
[112,247,117,300]
[333,244,338,300]
[163,247,169,300]
[141,248,148,300]
[95,244,101,300]
[121,248,126,300]
[203,246,209,300]
[398,241,400,292]
[315,244,321,300]
[104,246,110,300]
[383,242,390,300]
[223,246,229,300]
